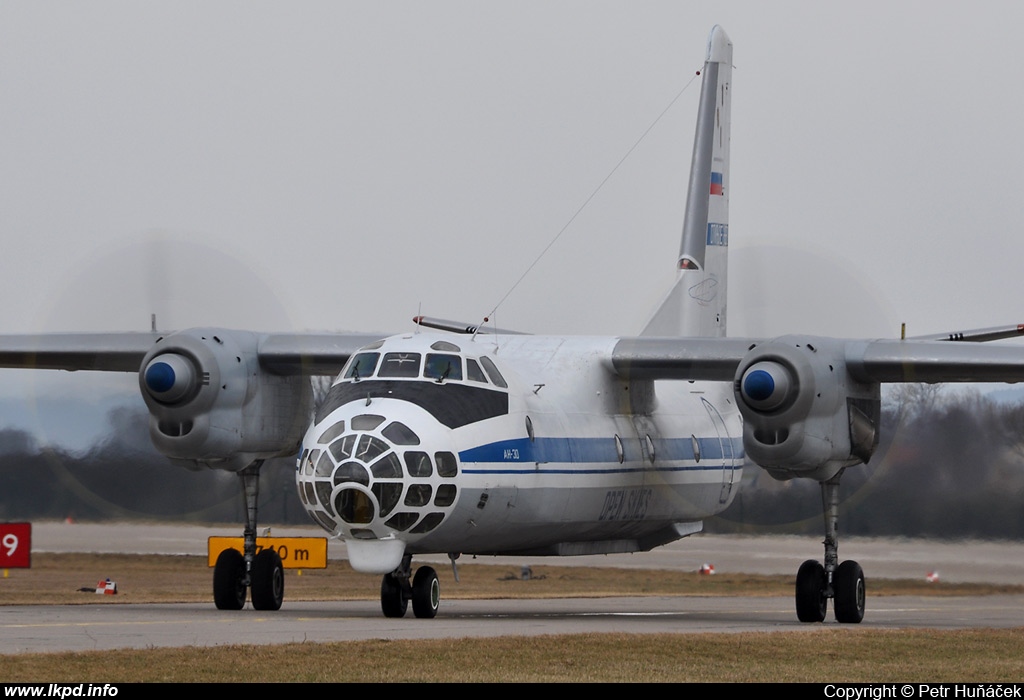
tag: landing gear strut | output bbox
[796,472,865,624]
[380,554,440,619]
[212,462,285,611]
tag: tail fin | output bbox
[642,25,732,338]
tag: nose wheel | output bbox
[380,555,441,618]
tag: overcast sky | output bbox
[3,2,1024,430]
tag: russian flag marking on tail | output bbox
[710,171,724,196]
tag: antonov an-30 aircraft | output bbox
[5,25,1024,624]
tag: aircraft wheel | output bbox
[795,559,827,623]
[412,566,440,619]
[833,560,865,624]
[213,548,247,610]
[381,573,408,618]
[251,548,285,611]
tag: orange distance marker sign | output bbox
[207,537,328,569]
[0,522,31,569]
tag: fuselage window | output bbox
[382,421,420,445]
[405,484,433,507]
[466,358,487,383]
[410,512,444,534]
[351,414,385,431]
[385,512,418,532]
[404,451,433,477]
[378,352,421,378]
[424,353,463,382]
[373,483,401,517]
[479,356,507,388]
[318,420,346,445]
[370,453,403,479]
[356,434,390,462]
[328,434,356,462]
[334,461,370,487]
[435,451,458,477]
[434,484,457,507]
[336,490,373,524]
[345,352,380,380]
[304,449,319,476]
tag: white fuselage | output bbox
[295,331,743,573]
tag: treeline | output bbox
[710,386,1024,537]
[0,406,300,524]
[2,388,1024,537]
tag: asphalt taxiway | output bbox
[2,522,1022,653]
[4,595,1024,655]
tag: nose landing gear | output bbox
[381,554,440,619]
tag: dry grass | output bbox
[2,630,1024,682]
[2,553,1019,605]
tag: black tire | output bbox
[833,560,866,624]
[795,559,827,623]
[251,548,285,611]
[213,548,247,610]
[412,566,440,619]
[381,573,408,618]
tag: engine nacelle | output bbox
[139,329,313,471]
[734,336,880,482]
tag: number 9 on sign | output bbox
[0,523,31,568]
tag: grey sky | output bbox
[2,3,1023,349]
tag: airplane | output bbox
[4,24,1024,624]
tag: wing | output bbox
[0,333,162,372]
[0,328,384,471]
[0,330,382,375]
[612,330,1024,383]
[610,329,1024,483]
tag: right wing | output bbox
[0,328,383,471]
[0,330,382,375]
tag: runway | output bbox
[3,522,1023,654]
[4,595,1024,654]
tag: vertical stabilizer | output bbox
[642,25,732,338]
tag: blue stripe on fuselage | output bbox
[458,435,743,473]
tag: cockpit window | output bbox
[345,353,380,380]
[466,358,487,383]
[479,356,507,388]
[424,353,462,382]
[378,352,421,378]
[430,340,461,352]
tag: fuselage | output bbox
[295,331,744,573]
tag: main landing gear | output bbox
[380,554,440,619]
[212,462,285,611]
[796,473,866,624]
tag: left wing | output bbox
[610,330,1024,482]
[610,331,1024,384]
[611,330,1024,383]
